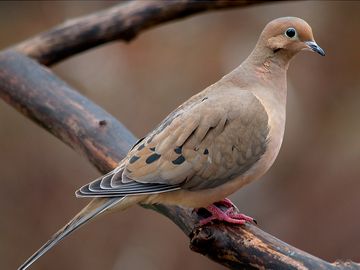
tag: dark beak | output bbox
[305,41,325,56]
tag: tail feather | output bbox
[18,197,124,270]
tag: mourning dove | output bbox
[19,17,324,269]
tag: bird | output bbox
[18,16,325,269]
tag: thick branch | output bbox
[0,50,358,269]
[13,0,270,65]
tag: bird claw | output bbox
[195,198,256,226]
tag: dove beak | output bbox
[305,41,325,56]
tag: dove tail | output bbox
[18,197,125,270]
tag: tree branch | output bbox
[0,1,359,269]
[13,0,270,66]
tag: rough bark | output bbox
[0,50,358,270]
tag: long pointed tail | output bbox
[18,197,125,270]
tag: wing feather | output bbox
[76,89,269,197]
[76,168,180,198]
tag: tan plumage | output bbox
[19,17,324,270]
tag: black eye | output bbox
[285,28,296,38]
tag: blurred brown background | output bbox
[1,1,359,270]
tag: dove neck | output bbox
[223,45,290,105]
[244,44,293,74]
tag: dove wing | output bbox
[76,89,269,197]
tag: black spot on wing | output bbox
[174,146,182,154]
[129,155,140,164]
[130,137,145,151]
[203,149,209,155]
[137,143,145,150]
[146,153,161,164]
[172,155,185,165]
[201,97,208,102]
[150,147,155,151]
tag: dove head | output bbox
[250,17,324,68]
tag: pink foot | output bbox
[196,199,256,226]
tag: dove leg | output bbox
[214,198,238,209]
[197,199,255,225]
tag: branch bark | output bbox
[0,1,359,269]
[13,0,270,65]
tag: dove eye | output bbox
[285,28,296,38]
